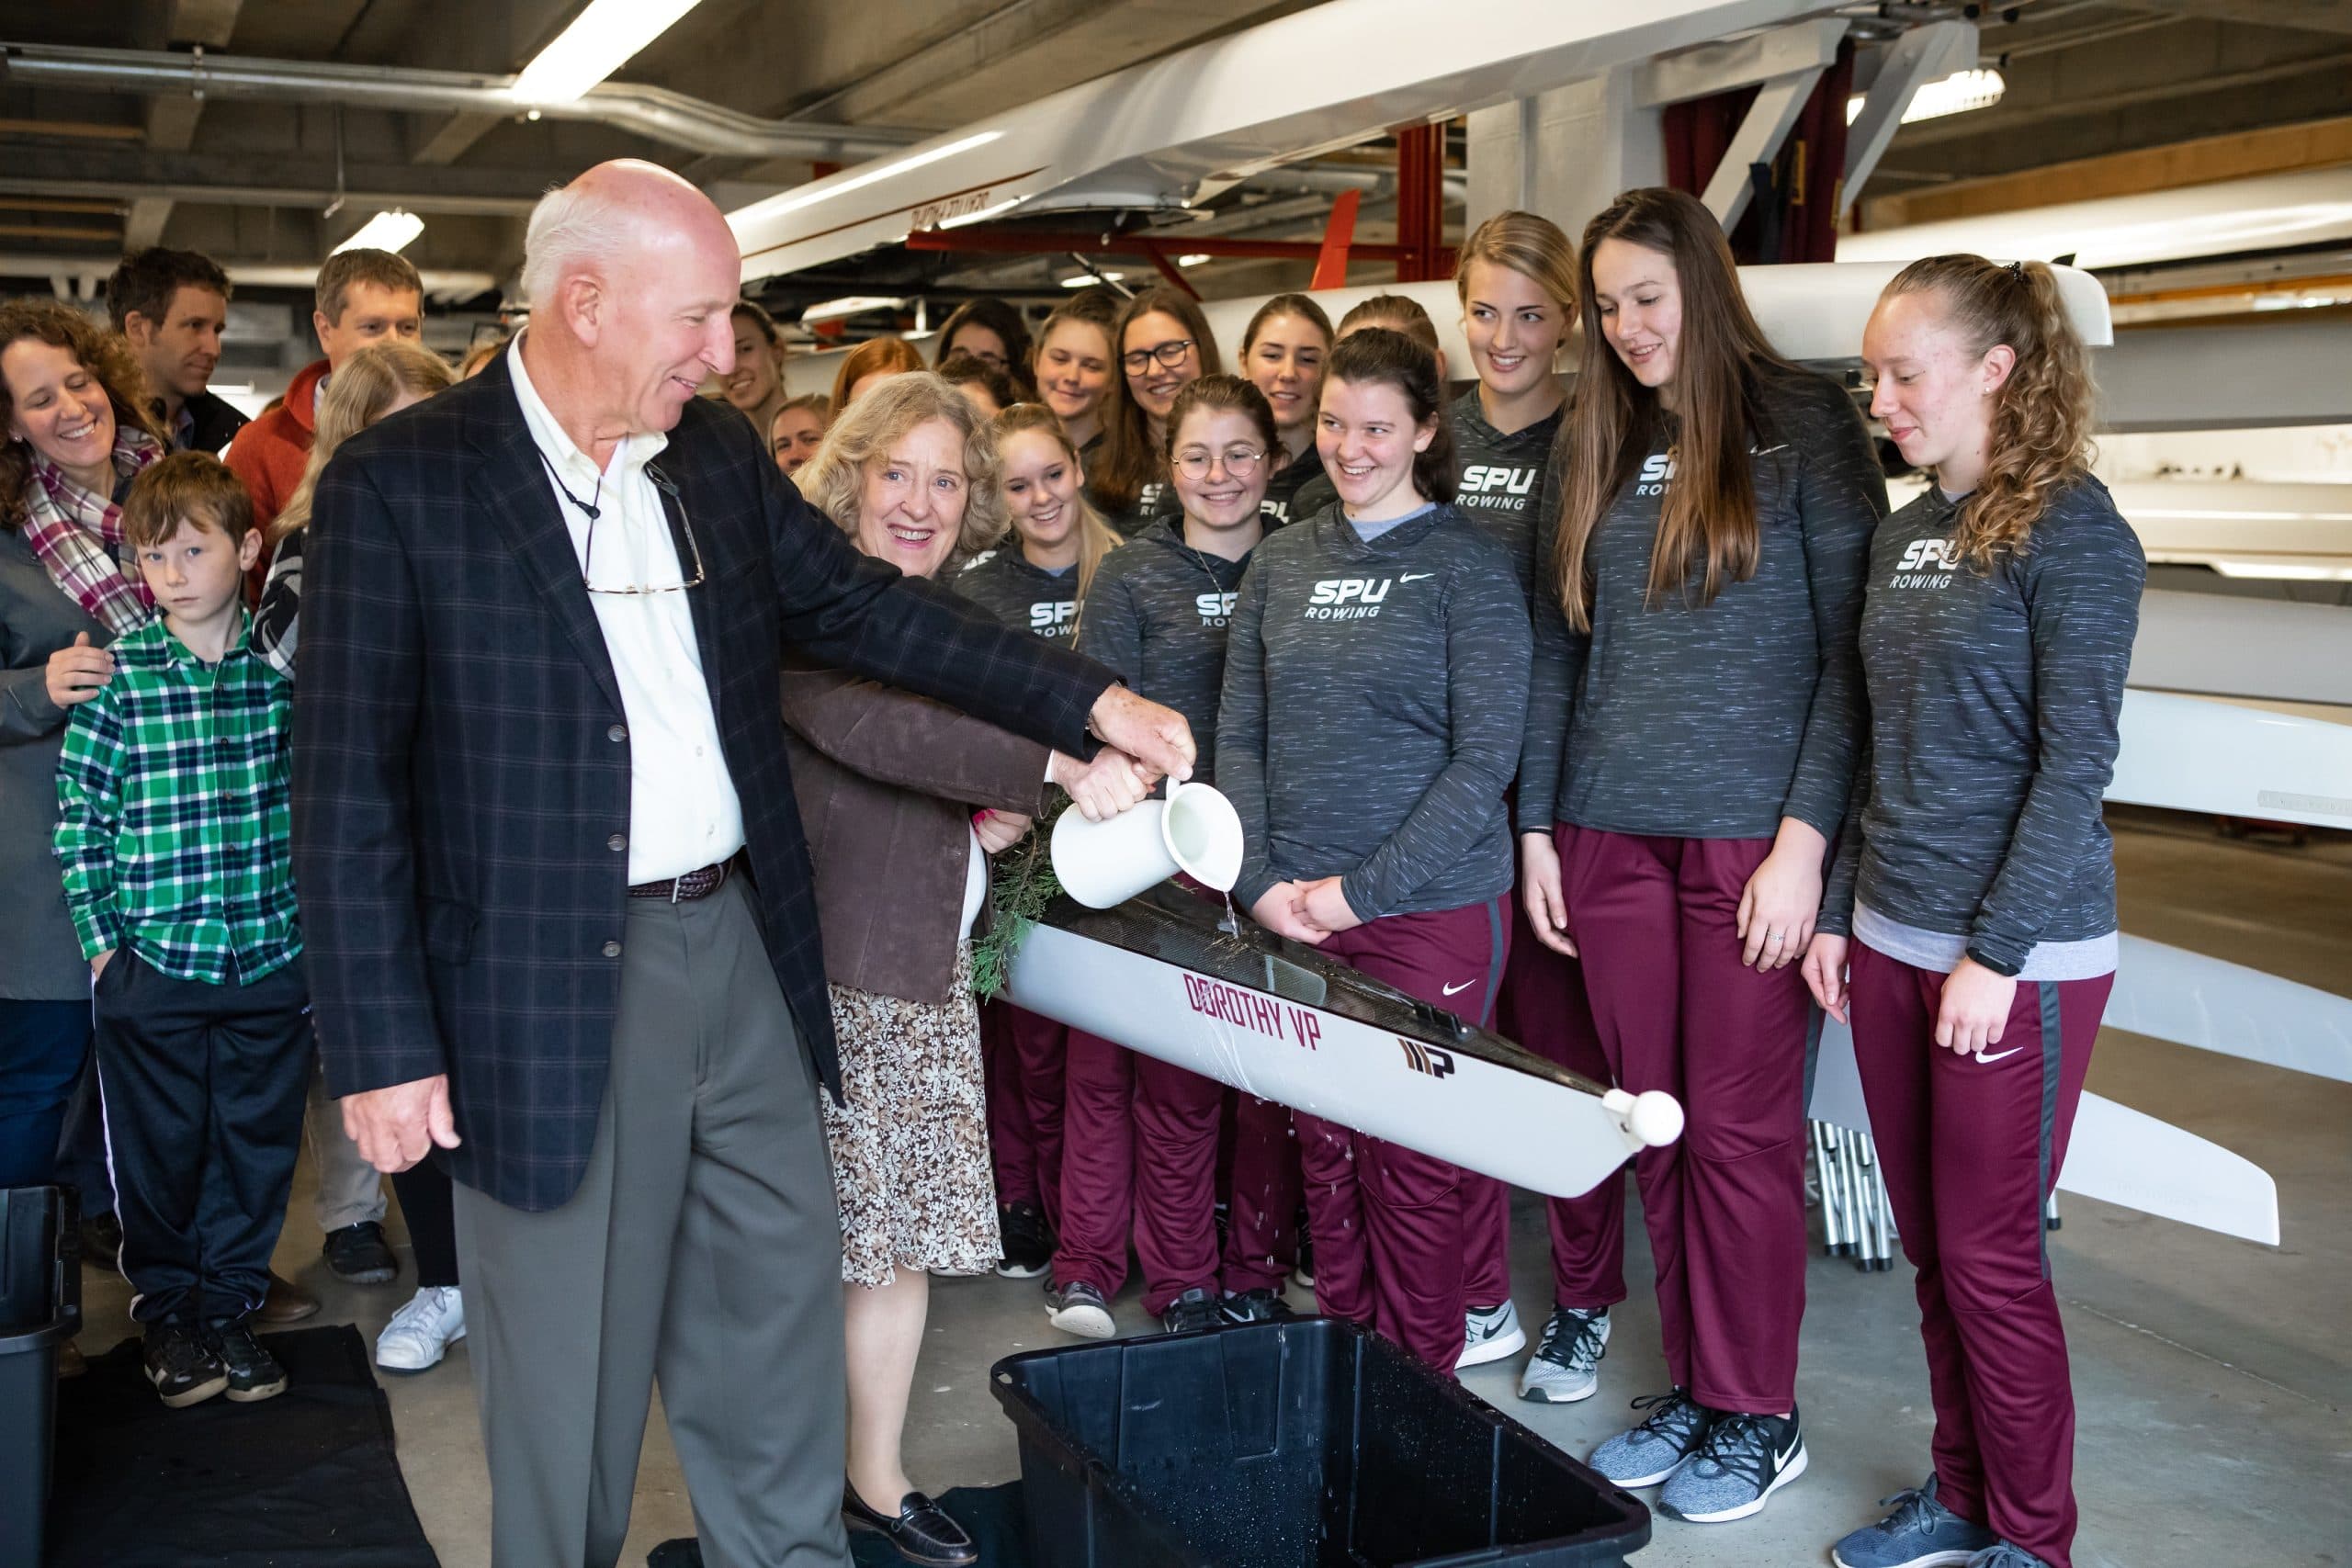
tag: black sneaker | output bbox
[1290,1204,1316,1291]
[1220,1287,1295,1325]
[995,1201,1053,1280]
[1658,1406,1807,1523]
[207,1318,289,1403]
[322,1221,398,1284]
[81,1210,123,1272]
[1159,1287,1223,1334]
[143,1320,229,1408]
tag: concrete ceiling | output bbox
[4,0,2348,378]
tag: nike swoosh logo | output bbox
[1774,1435,1802,1468]
[1973,1046,2023,1064]
[1400,572,1436,582]
[1441,979,1475,997]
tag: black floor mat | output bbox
[649,1482,1031,1567]
[47,1324,438,1568]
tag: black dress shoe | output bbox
[323,1220,400,1284]
[842,1481,978,1567]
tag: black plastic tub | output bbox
[0,1185,81,1568]
[990,1316,1650,1567]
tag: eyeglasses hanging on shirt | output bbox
[537,446,707,595]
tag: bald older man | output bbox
[291,161,1192,1568]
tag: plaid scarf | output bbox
[21,427,163,637]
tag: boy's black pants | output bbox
[92,949,311,1325]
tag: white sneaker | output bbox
[375,1285,466,1373]
[1457,1299,1526,1370]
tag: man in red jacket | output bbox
[225,247,424,539]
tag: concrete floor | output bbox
[70,808,2352,1567]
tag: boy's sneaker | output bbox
[1658,1406,1807,1523]
[1966,1547,2053,1568]
[208,1319,289,1403]
[1046,1280,1115,1339]
[1831,1477,1996,1567]
[1220,1287,1295,1325]
[1589,1388,1715,1488]
[143,1321,229,1408]
[376,1285,468,1373]
[1518,1305,1611,1404]
[995,1201,1053,1280]
[323,1221,399,1284]
[1457,1300,1526,1370]
[1159,1287,1223,1335]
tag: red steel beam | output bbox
[902,227,1411,263]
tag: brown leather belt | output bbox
[628,853,740,903]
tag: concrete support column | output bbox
[1464,69,1664,235]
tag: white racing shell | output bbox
[1003,892,1679,1200]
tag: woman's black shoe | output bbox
[842,1481,978,1566]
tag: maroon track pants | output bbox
[1220,1093,1301,1292]
[1558,826,1813,1414]
[1049,1027,1134,1295]
[984,1003,1069,1223]
[1295,897,1510,1371]
[1849,941,2109,1568]
[1484,889,1621,1313]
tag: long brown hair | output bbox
[1552,187,1794,631]
[1882,255,2096,569]
[0,299,164,531]
[993,401,1124,602]
[273,341,457,540]
[1092,288,1223,513]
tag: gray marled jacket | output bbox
[1821,477,2145,975]
[1218,502,1529,920]
[1521,363,1885,841]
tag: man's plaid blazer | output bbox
[292,354,1110,1212]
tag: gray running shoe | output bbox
[1965,1547,2053,1568]
[1658,1407,1807,1523]
[1457,1300,1526,1370]
[1517,1305,1611,1404]
[1832,1477,1996,1567]
[1589,1388,1714,1488]
[1046,1280,1114,1339]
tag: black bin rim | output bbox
[989,1315,1651,1566]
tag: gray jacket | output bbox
[0,525,109,999]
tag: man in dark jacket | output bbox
[108,247,247,456]
[293,160,1190,1568]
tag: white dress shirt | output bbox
[508,337,747,884]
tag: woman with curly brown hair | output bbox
[1806,258,2142,1568]
[786,372,1147,1566]
[0,301,164,1217]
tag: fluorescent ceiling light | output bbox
[334,210,424,255]
[799,295,904,323]
[510,0,706,104]
[1061,270,1124,287]
[728,131,1006,229]
[1177,254,1212,266]
[1847,67,2005,127]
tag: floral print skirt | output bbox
[821,942,1001,1289]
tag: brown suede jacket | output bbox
[781,661,1051,1005]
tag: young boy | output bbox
[54,451,309,1409]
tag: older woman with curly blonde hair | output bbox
[784,371,1145,1566]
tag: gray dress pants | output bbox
[452,878,850,1568]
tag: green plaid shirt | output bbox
[54,612,301,984]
